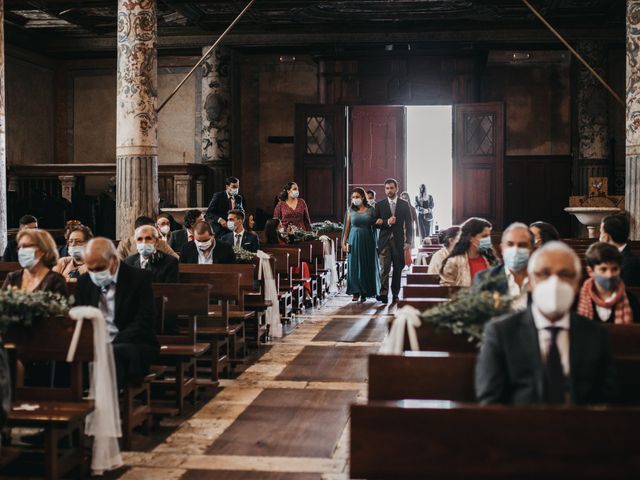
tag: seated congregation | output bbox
[0,176,345,478]
[355,211,640,479]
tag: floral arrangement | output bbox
[285,225,318,244]
[233,245,257,263]
[0,287,73,334]
[311,220,343,234]
[419,287,513,346]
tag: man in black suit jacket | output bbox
[475,241,618,405]
[373,178,413,303]
[2,214,38,262]
[75,237,159,389]
[205,176,245,237]
[169,209,204,255]
[220,209,259,253]
[600,213,640,287]
[124,225,179,283]
[180,220,236,264]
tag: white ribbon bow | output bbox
[380,306,422,354]
[256,250,283,338]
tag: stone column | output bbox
[0,1,7,255]
[575,40,610,195]
[201,46,231,163]
[173,174,191,208]
[116,0,159,239]
[627,1,640,239]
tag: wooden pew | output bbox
[3,317,94,479]
[263,247,305,314]
[262,248,293,320]
[263,245,316,309]
[0,261,19,282]
[410,265,430,273]
[396,297,449,311]
[401,285,460,299]
[179,263,267,347]
[178,272,247,367]
[405,273,440,285]
[606,323,640,356]
[150,286,210,415]
[387,319,478,353]
[351,400,640,480]
[369,351,640,404]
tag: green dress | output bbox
[346,207,380,297]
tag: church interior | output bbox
[1,0,640,479]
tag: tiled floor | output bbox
[116,293,394,479]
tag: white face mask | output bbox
[352,198,363,207]
[68,245,85,261]
[195,239,213,251]
[278,227,285,234]
[290,190,300,199]
[159,225,170,235]
[229,187,239,196]
[532,275,575,320]
[227,220,237,232]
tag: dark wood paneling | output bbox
[453,102,504,229]
[504,155,573,236]
[295,104,346,222]
[350,105,406,193]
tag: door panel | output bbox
[350,106,406,199]
[453,102,504,229]
[295,105,346,222]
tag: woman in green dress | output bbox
[342,187,380,302]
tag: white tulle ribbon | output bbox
[67,306,122,475]
[380,305,422,354]
[319,235,339,294]
[257,250,283,338]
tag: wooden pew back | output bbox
[402,285,460,298]
[406,273,440,285]
[152,283,210,317]
[179,263,257,293]
[351,401,640,480]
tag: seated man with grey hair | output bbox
[473,222,534,311]
[124,224,179,283]
[475,241,618,405]
[75,237,159,388]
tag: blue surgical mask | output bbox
[227,220,237,232]
[137,243,156,258]
[290,190,300,199]
[68,245,85,261]
[502,246,530,272]
[478,237,493,251]
[595,274,620,292]
[89,268,113,289]
[18,247,38,269]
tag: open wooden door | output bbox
[295,104,346,222]
[453,103,504,230]
[350,106,406,200]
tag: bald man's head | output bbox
[84,237,119,274]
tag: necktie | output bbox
[390,200,396,216]
[235,234,242,247]
[544,326,567,404]
[228,196,233,210]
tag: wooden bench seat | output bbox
[401,285,459,299]
[396,297,449,310]
[9,400,94,424]
[405,273,440,285]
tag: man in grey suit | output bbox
[475,241,618,405]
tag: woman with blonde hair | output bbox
[3,229,67,296]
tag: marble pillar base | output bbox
[116,154,159,239]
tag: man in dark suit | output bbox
[169,209,204,255]
[180,220,236,264]
[220,209,259,253]
[124,225,179,283]
[475,241,618,405]
[373,178,413,303]
[2,214,38,262]
[75,237,159,389]
[474,222,533,310]
[600,213,640,287]
[205,176,245,237]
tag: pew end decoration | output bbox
[0,287,73,334]
[382,288,513,354]
[233,245,258,263]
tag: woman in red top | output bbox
[273,182,312,231]
[440,217,495,287]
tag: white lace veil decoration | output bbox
[67,306,122,475]
[380,305,422,354]
[257,250,283,338]
[318,235,339,294]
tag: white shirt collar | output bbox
[618,243,627,252]
[531,305,570,331]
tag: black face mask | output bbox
[594,274,620,291]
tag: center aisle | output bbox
[120,294,394,479]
